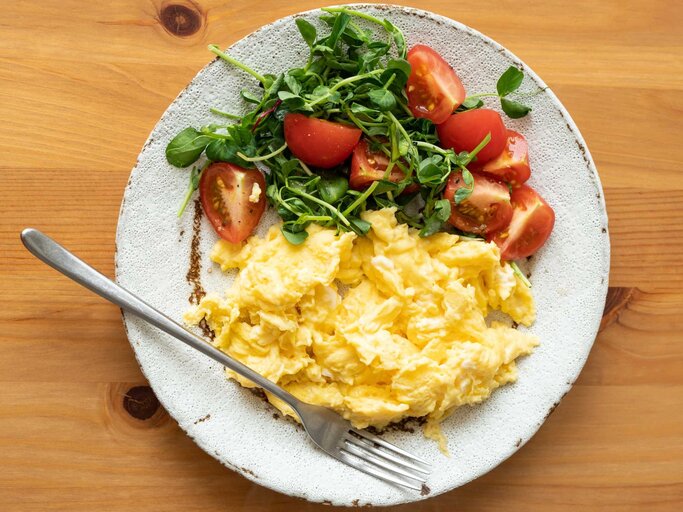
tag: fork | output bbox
[21,228,431,490]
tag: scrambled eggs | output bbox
[186,208,537,451]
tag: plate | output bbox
[115,4,609,506]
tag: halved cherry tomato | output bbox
[199,162,266,243]
[491,185,555,260]
[437,109,507,164]
[443,171,513,235]
[406,45,465,124]
[284,113,361,168]
[349,139,417,192]
[481,130,531,186]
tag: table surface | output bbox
[1,0,682,510]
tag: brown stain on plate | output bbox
[186,198,205,305]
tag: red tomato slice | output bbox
[481,130,531,186]
[284,113,361,168]
[491,185,555,260]
[443,171,513,234]
[199,162,266,243]
[437,109,507,164]
[406,45,465,124]
[349,139,417,192]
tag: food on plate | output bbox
[186,209,537,452]
[165,7,553,260]
[491,185,555,260]
[481,130,531,186]
[284,113,362,168]
[199,163,266,244]
[443,172,513,235]
[436,109,507,164]
[405,44,465,124]
[165,7,554,449]
[349,139,412,191]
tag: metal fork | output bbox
[21,228,431,490]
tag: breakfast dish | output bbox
[186,210,537,452]
[169,7,552,450]
[115,4,609,505]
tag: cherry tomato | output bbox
[199,162,266,243]
[491,185,555,260]
[349,139,417,192]
[284,113,361,168]
[481,130,531,186]
[437,109,507,164]
[443,171,513,235]
[406,45,465,124]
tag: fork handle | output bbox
[20,228,300,408]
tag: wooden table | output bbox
[1,1,681,510]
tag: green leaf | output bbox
[281,226,309,245]
[325,11,350,50]
[278,90,305,108]
[165,127,212,167]
[177,165,204,217]
[462,168,474,187]
[387,58,411,79]
[349,102,381,117]
[372,180,400,195]
[383,20,406,58]
[318,176,349,204]
[381,58,411,89]
[496,66,524,97]
[419,199,451,237]
[284,73,301,95]
[307,85,341,104]
[501,98,532,119]
[205,136,254,168]
[348,217,372,235]
[295,18,317,47]
[368,89,396,111]
[417,156,447,185]
[240,89,261,104]
[433,199,451,222]
[459,97,484,110]
[454,185,473,204]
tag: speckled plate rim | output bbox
[115,3,610,506]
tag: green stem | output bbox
[287,187,351,227]
[307,69,384,108]
[298,214,333,223]
[298,160,313,176]
[237,142,287,162]
[210,107,241,119]
[321,7,385,26]
[414,141,449,155]
[462,133,491,165]
[208,45,267,85]
[343,180,379,216]
[510,261,531,288]
[382,73,396,90]
[463,92,500,101]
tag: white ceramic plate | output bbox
[115,4,609,506]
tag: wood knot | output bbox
[123,385,160,420]
[600,287,636,332]
[159,1,203,37]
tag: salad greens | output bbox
[166,7,534,242]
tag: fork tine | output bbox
[344,435,431,475]
[338,451,422,490]
[350,429,431,467]
[342,442,427,483]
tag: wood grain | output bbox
[1,1,682,510]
